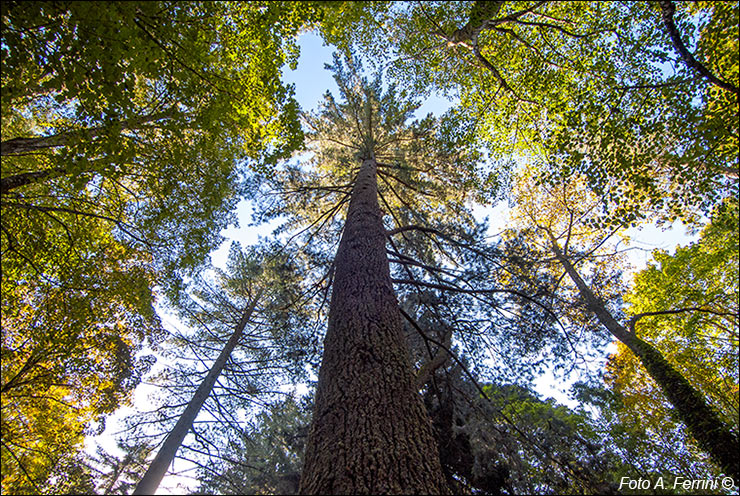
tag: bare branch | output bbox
[399,307,489,400]
[386,224,440,237]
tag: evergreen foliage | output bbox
[1,2,737,494]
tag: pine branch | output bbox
[386,224,441,236]
[399,307,487,399]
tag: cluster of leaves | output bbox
[573,382,723,495]
[0,233,161,494]
[600,198,739,481]
[258,54,484,240]
[544,0,738,227]
[1,1,318,283]
[318,1,738,225]
[1,2,321,493]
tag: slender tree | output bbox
[133,289,263,495]
[113,241,313,494]
[509,169,740,481]
[548,235,739,481]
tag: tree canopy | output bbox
[1,2,318,492]
[1,1,738,495]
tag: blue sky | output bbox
[209,32,458,269]
[89,29,697,493]
[211,31,695,272]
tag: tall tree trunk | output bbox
[133,290,263,495]
[549,234,739,480]
[299,158,449,494]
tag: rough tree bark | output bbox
[548,234,739,481]
[299,157,449,494]
[133,290,263,495]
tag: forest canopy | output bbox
[1,1,737,495]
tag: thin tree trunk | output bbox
[133,289,263,495]
[0,111,172,157]
[0,111,176,193]
[1,111,173,194]
[549,234,739,480]
[1,134,72,156]
[299,158,449,494]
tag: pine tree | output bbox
[284,56,469,494]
